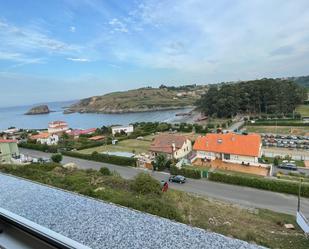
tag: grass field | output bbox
[244,125,309,135]
[0,163,308,249]
[80,135,155,154]
[296,104,309,117]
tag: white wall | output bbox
[196,151,216,160]
[112,125,134,135]
[173,139,192,159]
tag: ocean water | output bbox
[0,101,192,130]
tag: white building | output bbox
[29,133,59,145]
[48,121,69,135]
[111,125,134,136]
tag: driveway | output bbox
[20,148,309,217]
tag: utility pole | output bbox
[298,178,303,212]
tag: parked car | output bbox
[169,175,186,184]
[277,163,297,171]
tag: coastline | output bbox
[64,105,196,114]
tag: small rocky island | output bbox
[25,105,50,115]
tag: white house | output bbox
[29,133,59,145]
[48,121,69,135]
[149,134,192,160]
[111,125,134,136]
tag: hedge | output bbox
[208,171,309,197]
[19,142,58,153]
[170,166,201,179]
[62,151,137,167]
[246,121,308,127]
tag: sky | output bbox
[1,0,309,107]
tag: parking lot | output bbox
[261,133,309,150]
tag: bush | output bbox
[19,142,58,153]
[208,171,309,197]
[62,151,137,167]
[51,153,63,163]
[170,166,201,179]
[99,167,111,176]
[130,173,162,196]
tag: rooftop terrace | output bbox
[0,173,264,249]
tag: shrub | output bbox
[130,173,162,196]
[62,151,137,167]
[170,166,201,179]
[51,153,63,163]
[208,171,309,197]
[19,142,58,153]
[99,167,111,176]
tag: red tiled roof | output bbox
[29,132,50,140]
[193,133,261,157]
[150,134,188,154]
[68,128,96,136]
[0,139,17,143]
[88,135,105,141]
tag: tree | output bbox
[51,153,63,163]
[152,154,169,171]
[130,173,162,196]
[273,157,279,166]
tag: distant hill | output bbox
[64,86,207,114]
[289,75,309,88]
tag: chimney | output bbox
[172,143,176,151]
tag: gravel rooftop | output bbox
[0,173,264,249]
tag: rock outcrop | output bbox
[25,105,50,115]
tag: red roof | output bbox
[29,132,50,140]
[0,139,17,143]
[68,128,96,136]
[88,135,105,141]
[193,133,261,157]
[150,134,188,154]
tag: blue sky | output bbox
[1,0,309,107]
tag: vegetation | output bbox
[152,154,170,171]
[66,87,202,113]
[99,167,112,176]
[51,153,63,163]
[170,165,201,179]
[296,104,309,117]
[19,142,59,153]
[208,171,309,197]
[130,173,162,196]
[197,79,306,118]
[244,125,309,135]
[62,151,137,167]
[0,163,308,249]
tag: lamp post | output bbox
[298,178,303,212]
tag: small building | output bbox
[193,133,261,164]
[48,121,69,135]
[0,139,19,164]
[29,133,59,145]
[111,125,134,136]
[149,134,192,160]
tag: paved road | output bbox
[228,120,244,132]
[20,148,309,217]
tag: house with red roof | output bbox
[193,133,262,165]
[29,132,59,145]
[149,134,192,160]
[67,128,97,139]
[48,121,69,135]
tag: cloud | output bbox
[70,26,76,32]
[0,20,82,61]
[66,57,90,62]
[108,18,128,33]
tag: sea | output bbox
[0,101,193,130]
